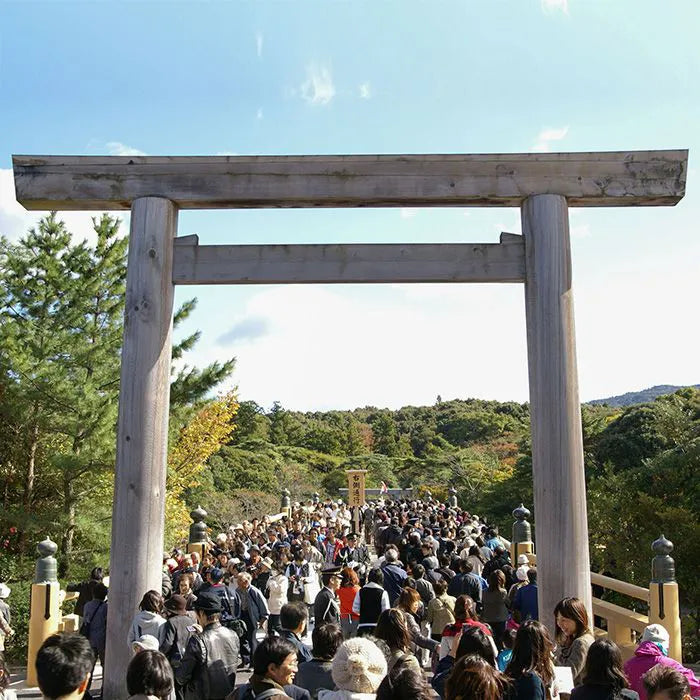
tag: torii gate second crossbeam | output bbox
[12,149,688,699]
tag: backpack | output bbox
[229,685,287,700]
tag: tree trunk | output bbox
[19,406,40,554]
[60,476,76,577]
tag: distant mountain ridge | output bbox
[588,384,700,407]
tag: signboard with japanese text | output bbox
[346,469,367,507]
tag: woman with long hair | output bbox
[376,655,434,700]
[483,570,509,650]
[504,620,555,700]
[439,595,495,659]
[554,597,595,687]
[396,588,439,658]
[445,655,508,700]
[432,626,498,699]
[571,638,639,700]
[374,608,421,675]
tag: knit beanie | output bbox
[331,638,388,693]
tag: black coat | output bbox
[313,587,340,625]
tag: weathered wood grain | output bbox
[12,150,687,210]
[171,234,526,285]
[522,194,593,633]
[103,197,178,700]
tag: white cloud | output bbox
[541,0,568,13]
[256,32,263,58]
[105,141,147,156]
[0,169,129,246]
[300,63,336,106]
[256,108,264,120]
[359,82,371,99]
[193,284,529,411]
[400,208,417,219]
[531,125,569,152]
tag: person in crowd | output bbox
[432,624,498,698]
[554,597,595,687]
[571,638,639,700]
[353,568,390,637]
[482,570,509,649]
[439,595,495,659]
[497,628,517,671]
[463,545,486,577]
[375,654,434,700]
[177,573,198,612]
[508,566,529,608]
[267,562,290,635]
[80,580,108,693]
[279,602,313,664]
[35,632,94,700]
[411,564,435,607]
[322,529,343,568]
[337,567,361,639]
[445,654,508,700]
[374,608,421,675]
[642,665,694,700]
[234,571,270,666]
[334,533,371,583]
[128,590,167,649]
[233,636,310,700]
[0,658,16,700]
[314,569,342,626]
[317,637,388,700]
[296,623,343,699]
[287,549,312,604]
[396,588,439,659]
[66,567,104,619]
[254,556,274,594]
[447,560,483,609]
[175,592,240,699]
[512,569,538,623]
[624,624,700,700]
[504,620,555,700]
[482,545,511,581]
[436,554,456,584]
[425,578,455,642]
[133,635,161,654]
[126,649,174,700]
[159,595,192,699]
[380,549,407,606]
[0,583,13,647]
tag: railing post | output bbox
[26,538,61,687]
[649,534,682,662]
[448,487,458,508]
[281,488,291,518]
[510,503,535,565]
[187,505,209,559]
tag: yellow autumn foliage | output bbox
[165,391,239,544]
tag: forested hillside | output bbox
[589,384,700,407]
[1,215,698,660]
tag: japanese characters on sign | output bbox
[346,469,367,507]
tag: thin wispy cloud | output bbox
[217,317,271,346]
[400,208,417,219]
[541,0,568,13]
[257,108,264,120]
[106,141,147,156]
[301,63,336,106]
[359,82,371,99]
[531,125,569,152]
[256,32,264,58]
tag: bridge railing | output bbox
[510,505,683,662]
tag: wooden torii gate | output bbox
[13,150,687,698]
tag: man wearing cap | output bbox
[334,533,371,583]
[624,624,700,700]
[176,591,240,700]
[314,569,342,625]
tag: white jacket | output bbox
[266,573,289,615]
[126,610,167,648]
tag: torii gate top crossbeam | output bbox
[13,150,687,211]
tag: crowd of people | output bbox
[2,497,699,700]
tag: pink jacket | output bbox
[623,641,700,700]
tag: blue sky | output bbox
[1,0,698,411]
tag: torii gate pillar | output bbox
[103,197,178,700]
[522,194,592,630]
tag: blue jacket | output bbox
[232,585,269,625]
[512,583,538,622]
